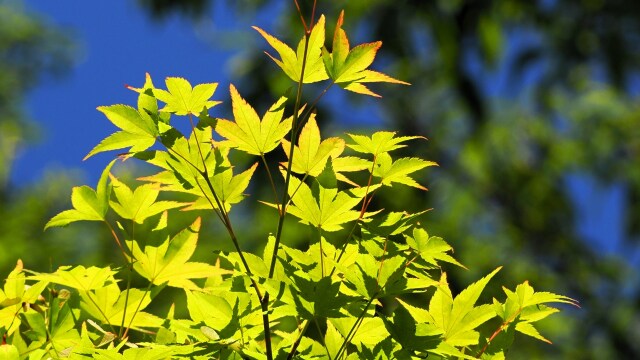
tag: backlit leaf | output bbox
[322,11,409,97]
[253,16,328,83]
[109,175,184,224]
[154,77,221,116]
[424,268,500,347]
[86,104,158,159]
[406,227,465,268]
[347,131,423,157]
[272,173,366,232]
[80,282,163,330]
[45,160,115,229]
[130,218,225,290]
[30,265,117,292]
[494,281,579,344]
[215,84,291,155]
[281,115,344,177]
[374,153,436,190]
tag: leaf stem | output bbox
[477,309,523,357]
[122,281,153,339]
[269,23,312,279]
[103,221,129,264]
[334,296,376,360]
[260,154,281,214]
[287,319,310,360]
[295,81,335,138]
[330,159,379,277]
[185,114,271,358]
[119,220,136,339]
[314,318,332,359]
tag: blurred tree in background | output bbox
[135,0,640,358]
[1,0,638,358]
[0,2,98,272]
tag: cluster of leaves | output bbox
[0,9,576,360]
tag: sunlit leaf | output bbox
[322,11,409,97]
[130,218,226,290]
[268,173,368,232]
[45,160,115,229]
[347,131,424,157]
[80,282,163,330]
[493,281,579,344]
[109,175,184,224]
[423,268,501,347]
[215,84,290,155]
[406,227,465,268]
[154,77,221,116]
[373,153,436,190]
[253,16,328,83]
[281,115,344,177]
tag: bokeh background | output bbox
[1,0,639,358]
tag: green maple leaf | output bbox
[406,227,465,268]
[281,115,344,177]
[0,261,48,336]
[271,173,369,232]
[215,84,291,155]
[80,282,163,331]
[373,153,436,190]
[154,77,221,116]
[129,218,224,290]
[253,15,328,83]
[87,104,159,159]
[322,11,409,97]
[30,265,117,292]
[330,316,389,347]
[331,155,372,185]
[45,160,115,229]
[427,268,501,347]
[347,131,424,157]
[493,281,579,344]
[86,74,162,159]
[109,175,185,224]
[180,162,258,212]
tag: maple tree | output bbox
[0,5,577,359]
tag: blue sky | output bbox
[20,1,280,184]
[18,1,635,267]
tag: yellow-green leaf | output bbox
[281,115,344,177]
[373,153,437,190]
[80,282,162,330]
[130,218,224,290]
[347,131,423,156]
[215,84,291,155]
[272,174,365,232]
[110,176,184,224]
[323,11,409,97]
[45,160,115,229]
[253,16,328,83]
[154,77,221,116]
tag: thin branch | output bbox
[269,28,312,279]
[287,320,310,360]
[260,154,281,214]
[334,296,376,360]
